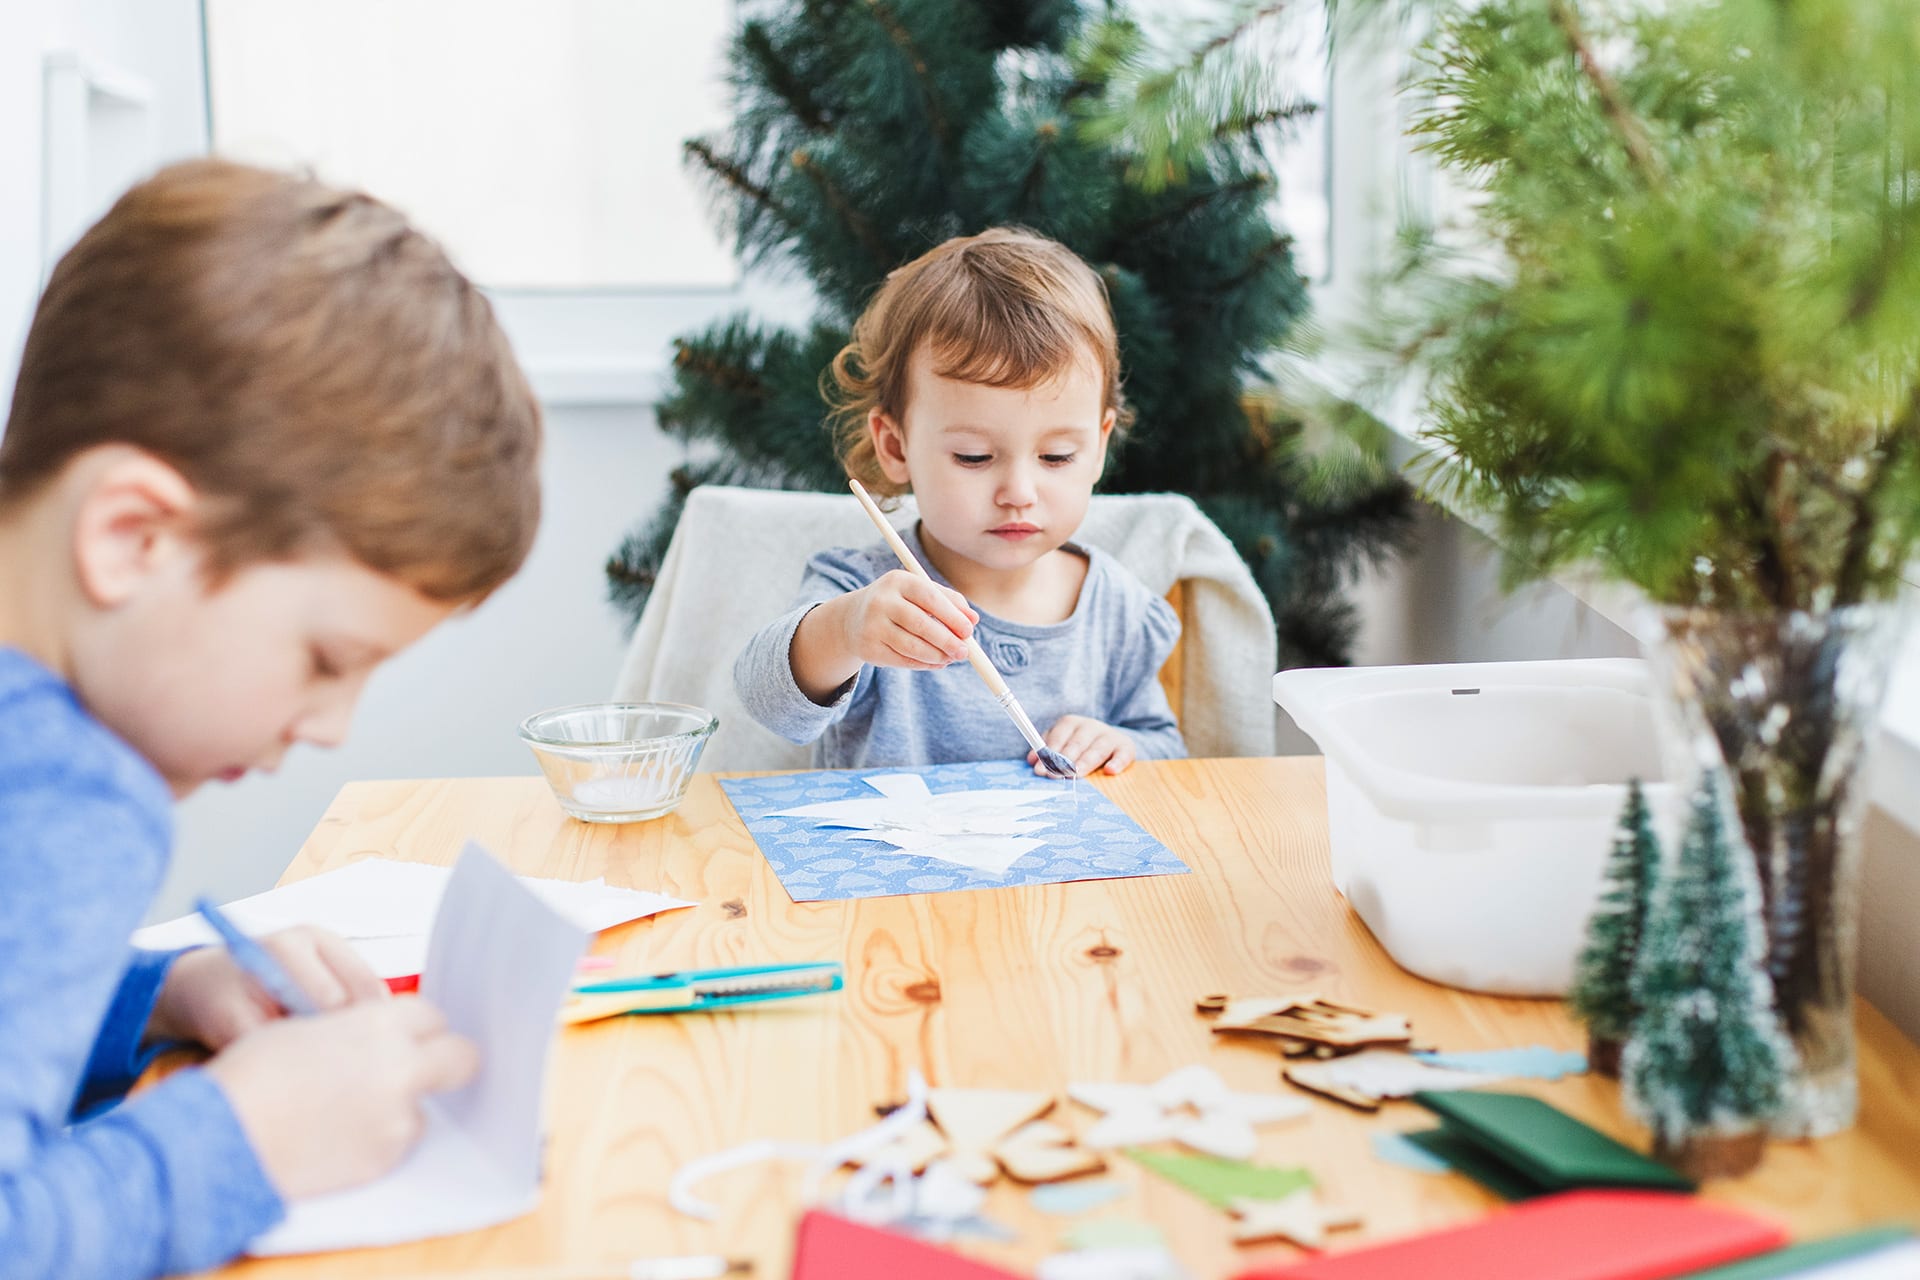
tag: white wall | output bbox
[1,0,209,402]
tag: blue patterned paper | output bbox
[720,759,1189,902]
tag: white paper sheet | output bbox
[134,857,693,976]
[248,844,592,1255]
[1797,1242,1920,1278]
[771,773,1067,875]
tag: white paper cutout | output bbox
[1069,1065,1310,1161]
[1284,1049,1507,1101]
[249,845,591,1255]
[771,773,1069,876]
[134,857,693,978]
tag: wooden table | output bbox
[221,759,1920,1279]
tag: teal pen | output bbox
[193,896,319,1016]
[565,961,843,1023]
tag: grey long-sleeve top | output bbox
[734,525,1187,769]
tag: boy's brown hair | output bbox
[827,227,1131,497]
[0,158,541,602]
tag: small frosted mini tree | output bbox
[1570,779,1661,1077]
[1623,777,1791,1180]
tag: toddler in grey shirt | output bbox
[733,227,1187,775]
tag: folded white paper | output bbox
[248,844,592,1255]
[135,856,693,976]
[771,772,1066,876]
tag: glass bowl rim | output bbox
[518,701,718,749]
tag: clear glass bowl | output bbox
[518,702,717,823]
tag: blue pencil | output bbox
[193,896,319,1016]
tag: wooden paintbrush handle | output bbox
[847,479,1011,699]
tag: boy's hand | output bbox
[150,925,390,1051]
[205,997,479,1199]
[843,570,978,670]
[1035,716,1137,777]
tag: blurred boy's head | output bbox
[0,159,542,795]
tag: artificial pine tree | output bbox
[1569,778,1659,1078]
[605,0,1412,670]
[1622,776,1791,1180]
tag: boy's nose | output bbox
[293,688,361,749]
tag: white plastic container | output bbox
[1272,659,1672,997]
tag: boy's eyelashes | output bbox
[308,647,344,680]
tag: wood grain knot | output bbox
[720,898,747,919]
[904,979,942,1004]
[1087,945,1122,961]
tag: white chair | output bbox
[611,485,1277,770]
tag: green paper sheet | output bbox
[1413,1089,1694,1195]
[1400,1126,1545,1201]
[1124,1147,1315,1211]
[1063,1218,1167,1250]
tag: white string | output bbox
[666,1139,821,1221]
[667,1069,932,1222]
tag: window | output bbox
[205,0,735,291]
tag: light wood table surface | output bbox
[219,758,1920,1279]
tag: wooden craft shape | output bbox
[1211,995,1413,1050]
[1230,1191,1364,1249]
[995,1120,1108,1183]
[926,1088,1058,1185]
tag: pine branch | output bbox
[1547,0,1667,186]
[1186,1,1292,74]
[1017,119,1062,211]
[684,139,800,231]
[1225,234,1297,292]
[741,22,831,134]
[1214,100,1318,139]
[790,149,896,274]
[1116,174,1272,249]
[1835,386,1920,603]
[862,0,952,149]
[671,339,770,399]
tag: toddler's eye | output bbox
[953,453,991,466]
[1042,453,1078,466]
[310,648,343,680]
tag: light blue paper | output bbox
[1031,1179,1129,1216]
[1414,1046,1589,1080]
[1371,1130,1453,1174]
[720,760,1189,902]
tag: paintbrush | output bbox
[848,479,1078,779]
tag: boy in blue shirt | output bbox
[0,159,542,1276]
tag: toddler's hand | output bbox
[205,997,479,1200]
[1035,716,1137,777]
[843,570,979,671]
[150,925,390,1051]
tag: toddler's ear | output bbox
[71,447,201,608]
[869,407,912,487]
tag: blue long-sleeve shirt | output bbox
[1,647,283,1277]
[735,526,1187,768]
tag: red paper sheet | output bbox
[790,1211,1028,1280]
[1236,1190,1784,1280]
